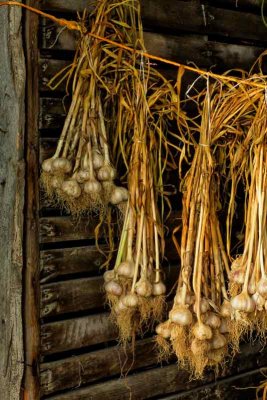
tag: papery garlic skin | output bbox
[169,306,193,326]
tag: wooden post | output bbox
[0,2,25,400]
[24,1,40,399]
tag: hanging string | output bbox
[0,1,266,90]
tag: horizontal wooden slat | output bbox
[39,59,70,92]
[40,337,163,396]
[40,245,108,283]
[39,216,101,243]
[41,313,117,355]
[40,337,267,397]
[40,265,178,317]
[39,0,265,43]
[40,277,105,318]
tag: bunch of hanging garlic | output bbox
[229,97,267,339]
[41,6,128,215]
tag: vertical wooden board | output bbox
[0,2,25,400]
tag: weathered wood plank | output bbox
[40,337,163,396]
[39,0,265,43]
[39,216,101,243]
[40,245,108,283]
[41,313,117,355]
[41,277,105,317]
[40,20,264,72]
[39,58,70,92]
[40,335,267,397]
[0,3,25,399]
[24,2,41,399]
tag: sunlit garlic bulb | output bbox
[117,260,134,278]
[230,292,255,313]
[252,292,265,311]
[230,267,245,284]
[220,300,232,318]
[156,321,172,339]
[175,289,195,305]
[84,179,102,195]
[97,164,116,181]
[61,179,81,198]
[103,270,115,283]
[210,331,226,350]
[104,280,122,296]
[52,157,72,174]
[193,298,210,314]
[204,312,221,329]
[152,281,166,296]
[122,293,139,308]
[248,277,256,295]
[193,322,212,341]
[257,277,267,299]
[110,186,128,205]
[42,158,54,173]
[191,338,210,356]
[92,148,104,170]
[51,175,64,189]
[169,305,193,326]
[135,279,153,297]
[76,169,91,184]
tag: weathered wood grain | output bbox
[41,313,117,355]
[41,277,105,317]
[39,0,265,43]
[41,340,267,398]
[40,245,108,283]
[39,216,102,243]
[0,3,25,400]
[40,337,163,396]
[40,20,264,73]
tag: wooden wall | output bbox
[34,1,267,399]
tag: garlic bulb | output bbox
[210,332,226,350]
[220,300,232,318]
[114,299,127,314]
[219,318,230,334]
[61,179,81,198]
[252,292,265,311]
[117,260,135,278]
[97,164,116,181]
[204,312,221,329]
[191,338,210,355]
[84,179,102,195]
[175,289,195,305]
[52,157,72,174]
[248,278,256,295]
[110,186,128,205]
[42,158,54,173]
[152,281,166,296]
[257,277,267,299]
[193,322,212,341]
[169,305,193,326]
[230,292,255,313]
[230,267,245,284]
[104,280,122,296]
[122,293,139,308]
[76,169,91,184]
[193,298,210,314]
[156,321,172,339]
[135,279,153,297]
[92,149,104,170]
[103,270,115,283]
[51,175,64,189]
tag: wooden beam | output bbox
[41,313,118,355]
[24,1,40,399]
[40,340,267,397]
[0,2,25,399]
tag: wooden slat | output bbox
[40,277,105,318]
[39,216,101,243]
[40,337,267,397]
[39,58,70,92]
[40,265,178,317]
[40,337,163,396]
[41,313,117,355]
[40,245,108,283]
[39,0,265,43]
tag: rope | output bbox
[0,1,266,90]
